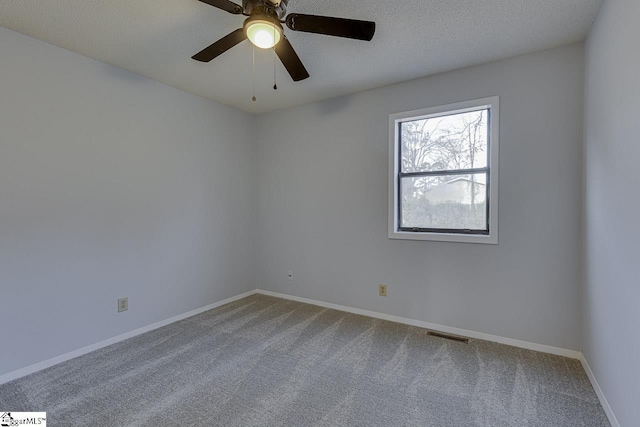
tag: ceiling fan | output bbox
[192,0,376,82]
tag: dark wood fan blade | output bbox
[274,35,309,82]
[285,14,375,41]
[198,0,244,15]
[192,28,247,62]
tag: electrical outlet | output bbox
[379,284,387,297]
[287,271,293,281]
[118,297,128,312]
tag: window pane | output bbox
[401,173,488,230]
[400,110,488,173]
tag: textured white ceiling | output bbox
[0,0,602,114]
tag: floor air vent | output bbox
[427,331,470,343]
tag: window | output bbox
[388,97,499,243]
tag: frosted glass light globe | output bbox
[246,21,282,49]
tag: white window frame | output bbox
[388,96,499,244]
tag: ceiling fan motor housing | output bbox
[243,0,288,19]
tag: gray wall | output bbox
[255,44,585,351]
[0,28,255,376]
[583,0,640,425]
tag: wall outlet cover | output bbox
[118,297,128,312]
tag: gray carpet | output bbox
[0,294,609,426]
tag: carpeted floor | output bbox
[0,294,610,426]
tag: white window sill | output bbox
[388,230,498,244]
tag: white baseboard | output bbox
[256,289,581,359]
[580,354,620,427]
[0,290,257,385]
[0,288,587,385]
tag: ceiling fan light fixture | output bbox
[244,17,282,49]
[193,0,376,82]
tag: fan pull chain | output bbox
[252,45,257,102]
[273,25,278,90]
[273,51,278,90]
